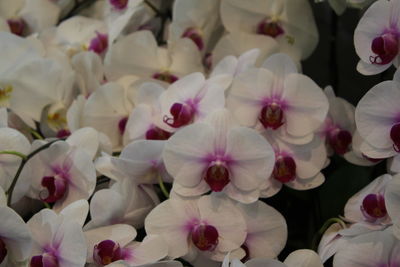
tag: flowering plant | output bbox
[0,0,399,267]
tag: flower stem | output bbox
[144,0,162,16]
[30,128,44,140]
[311,217,346,251]
[6,139,62,206]
[0,151,27,160]
[158,175,169,199]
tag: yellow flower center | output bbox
[0,85,12,105]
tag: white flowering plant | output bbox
[0,0,399,267]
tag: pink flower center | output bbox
[40,175,67,204]
[204,162,230,192]
[7,18,25,36]
[182,27,204,51]
[118,117,128,135]
[56,129,71,138]
[361,194,387,220]
[93,240,123,266]
[163,103,194,128]
[273,155,296,183]
[30,253,59,267]
[328,128,352,155]
[0,238,7,264]
[109,0,128,10]
[391,123,400,152]
[89,32,108,55]
[152,72,179,84]
[191,224,219,251]
[370,33,399,65]
[145,127,172,140]
[259,102,284,130]
[256,19,284,38]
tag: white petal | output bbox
[88,188,125,227]
[285,173,325,190]
[355,81,400,149]
[168,38,204,76]
[163,123,214,188]
[284,249,323,267]
[283,74,329,137]
[333,227,400,267]
[0,206,32,262]
[20,0,60,33]
[246,259,285,267]
[145,198,199,259]
[237,201,287,259]
[354,0,394,63]
[261,53,298,79]
[125,235,168,265]
[385,174,400,239]
[104,30,163,80]
[212,32,279,67]
[226,127,275,191]
[59,199,89,227]
[66,127,100,159]
[227,68,274,128]
[198,195,247,254]
[71,51,104,96]
[318,223,347,263]
[56,219,88,266]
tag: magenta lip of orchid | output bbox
[93,239,127,266]
[118,116,128,135]
[145,126,172,140]
[328,128,352,155]
[152,72,179,84]
[163,95,202,128]
[182,27,204,51]
[88,32,109,55]
[191,224,219,251]
[7,18,25,36]
[390,123,400,152]
[31,243,62,267]
[109,0,128,10]
[259,97,288,130]
[30,253,59,267]
[202,154,234,192]
[183,219,219,252]
[273,153,296,184]
[40,164,71,204]
[360,193,387,221]
[256,18,285,38]
[370,31,399,65]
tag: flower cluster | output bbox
[0,0,399,267]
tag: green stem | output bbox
[43,202,51,209]
[311,217,346,251]
[0,151,27,160]
[6,139,62,206]
[158,175,169,199]
[144,0,162,16]
[30,128,44,140]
